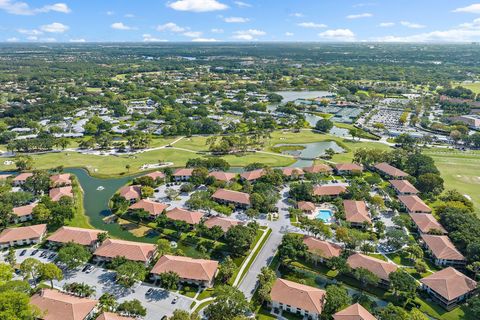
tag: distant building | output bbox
[12,172,33,186]
[313,184,347,197]
[172,168,194,181]
[13,203,37,222]
[118,185,142,202]
[47,226,105,250]
[50,173,72,187]
[240,169,265,182]
[211,188,251,208]
[166,207,204,225]
[334,163,363,175]
[208,171,236,182]
[129,199,168,218]
[0,224,47,249]
[389,180,419,195]
[374,162,408,179]
[303,164,333,174]
[93,239,156,265]
[409,213,447,235]
[398,195,431,214]
[204,216,242,232]
[343,200,371,227]
[453,115,480,129]
[303,236,342,262]
[49,186,73,201]
[420,234,466,268]
[347,253,397,287]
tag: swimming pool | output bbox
[316,209,333,223]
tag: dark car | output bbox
[146,288,153,295]
[20,249,27,256]
[172,296,178,304]
[39,251,48,258]
[49,253,57,259]
[31,249,39,256]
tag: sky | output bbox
[3,0,480,43]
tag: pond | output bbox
[64,168,159,243]
[274,141,344,167]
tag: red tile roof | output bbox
[282,167,304,177]
[13,172,33,182]
[297,201,316,211]
[303,236,342,259]
[13,202,37,217]
[333,303,377,320]
[49,186,73,201]
[94,239,156,263]
[166,207,204,224]
[143,171,166,180]
[343,200,371,224]
[204,216,242,232]
[173,168,194,177]
[313,185,347,196]
[409,213,447,234]
[421,234,465,261]
[96,312,135,320]
[208,171,236,182]
[212,188,251,205]
[129,199,168,216]
[118,185,142,201]
[398,195,431,213]
[334,163,363,172]
[151,255,219,282]
[374,162,408,178]
[30,289,98,320]
[240,169,265,181]
[0,224,47,244]
[347,253,397,281]
[50,173,72,186]
[421,267,477,301]
[47,226,104,246]
[270,278,326,314]
[303,164,333,174]
[389,180,419,194]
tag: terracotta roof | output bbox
[303,236,342,259]
[0,224,47,244]
[47,226,104,246]
[173,168,194,177]
[143,171,165,180]
[166,207,204,224]
[421,267,477,301]
[409,213,447,234]
[129,199,168,216]
[96,312,135,320]
[49,186,73,201]
[151,255,218,282]
[343,200,371,224]
[212,188,251,205]
[389,180,419,194]
[333,303,377,320]
[30,289,98,320]
[50,173,72,186]
[347,253,397,281]
[204,216,242,232]
[313,185,347,196]
[240,169,265,181]
[374,162,408,178]
[282,167,304,177]
[334,163,363,172]
[118,185,142,201]
[208,171,236,182]
[297,201,316,211]
[94,239,156,263]
[303,164,333,174]
[13,172,33,182]
[421,234,465,261]
[13,202,37,217]
[398,195,431,213]
[270,278,326,314]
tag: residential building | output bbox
[118,185,142,202]
[334,163,363,175]
[211,188,251,208]
[50,186,74,201]
[409,213,447,235]
[389,180,419,195]
[421,267,477,310]
[240,169,265,182]
[50,173,72,187]
[343,200,371,227]
[12,172,33,186]
[333,303,377,320]
[347,253,397,287]
[204,216,242,232]
[303,164,332,174]
[420,234,466,268]
[142,171,166,181]
[281,167,304,179]
[0,224,47,249]
[47,226,104,250]
[13,202,37,222]
[96,313,135,320]
[398,195,431,214]
[373,162,408,179]
[128,199,168,218]
[166,207,204,225]
[93,239,156,265]
[172,168,194,181]
[297,201,316,215]
[30,289,98,320]
[454,115,480,129]
[303,236,342,262]
[151,255,219,287]
[270,278,326,320]
[313,184,347,197]
[208,171,236,182]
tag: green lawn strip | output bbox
[179,285,198,298]
[193,299,213,312]
[67,177,94,229]
[237,228,272,285]
[365,253,388,261]
[197,288,215,300]
[256,307,277,320]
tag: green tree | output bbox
[0,263,13,284]
[5,248,16,267]
[14,156,33,171]
[353,267,379,290]
[218,256,236,283]
[315,118,333,132]
[19,258,41,282]
[204,285,250,320]
[99,292,118,312]
[156,239,172,256]
[169,309,200,320]
[389,269,417,299]
[39,263,63,288]
[117,299,147,317]
[141,186,154,199]
[56,242,92,270]
[323,285,352,317]
[157,271,180,290]
[115,261,147,288]
[0,290,40,319]
[256,267,276,304]
[63,282,96,298]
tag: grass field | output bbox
[454,81,480,94]
[425,149,480,214]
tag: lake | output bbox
[274,141,345,168]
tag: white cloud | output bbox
[111,22,135,30]
[17,28,43,35]
[353,2,375,8]
[26,36,37,40]
[167,0,228,12]
[224,16,249,23]
[453,4,480,14]
[192,37,218,42]
[0,1,71,15]
[106,11,114,15]
[6,37,18,42]
[346,13,372,19]
[124,13,135,18]
[142,34,168,42]
[400,21,425,29]
[290,12,304,18]
[378,22,395,27]
[234,1,251,8]
[40,22,69,33]
[232,29,265,40]
[69,38,86,43]
[297,22,327,28]
[156,22,186,33]
[41,37,56,42]
[375,18,480,42]
[318,28,355,41]
[285,32,294,37]
[211,28,224,33]
[183,31,202,37]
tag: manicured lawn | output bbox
[386,252,415,266]
[174,136,209,151]
[454,81,480,94]
[179,285,198,298]
[236,228,272,284]
[67,178,94,229]
[366,253,388,261]
[416,296,471,320]
[256,307,277,320]
[197,288,214,300]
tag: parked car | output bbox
[146,288,154,296]
[172,296,178,304]
[49,253,57,259]
[40,251,48,258]
[20,249,27,256]
[31,249,39,256]
[85,265,94,274]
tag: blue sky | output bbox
[3,0,480,42]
